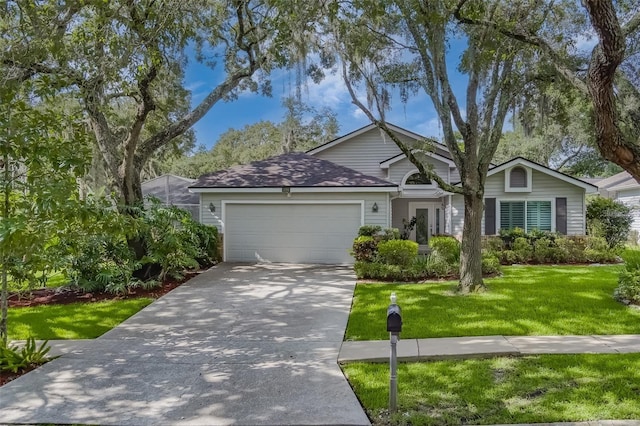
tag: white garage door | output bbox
[225,203,362,264]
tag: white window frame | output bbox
[504,166,532,192]
[401,169,436,189]
[497,198,555,232]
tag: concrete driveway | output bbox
[0,263,370,425]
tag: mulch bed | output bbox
[1,270,201,387]
[7,272,198,308]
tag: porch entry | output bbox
[408,201,443,246]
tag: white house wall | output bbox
[200,192,390,233]
[614,188,640,235]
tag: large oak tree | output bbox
[3,0,325,205]
[331,0,541,292]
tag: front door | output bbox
[409,202,442,248]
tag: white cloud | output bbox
[415,118,443,139]
[304,71,351,107]
[573,32,597,53]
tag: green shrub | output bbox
[532,237,567,264]
[622,249,640,271]
[0,338,54,373]
[351,236,378,262]
[358,225,382,237]
[614,270,640,304]
[420,252,455,278]
[614,250,640,304]
[512,237,532,263]
[555,237,586,263]
[354,261,415,281]
[377,239,419,267]
[428,235,460,264]
[380,227,400,241]
[481,252,502,275]
[499,227,527,248]
[583,236,618,263]
[587,196,633,248]
[483,236,504,252]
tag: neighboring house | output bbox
[190,123,597,264]
[596,170,640,237]
[142,174,200,221]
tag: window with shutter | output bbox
[500,201,525,230]
[526,201,552,232]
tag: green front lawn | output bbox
[8,298,153,340]
[346,265,640,340]
[343,353,640,425]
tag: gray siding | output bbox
[387,156,450,184]
[615,188,640,234]
[312,128,406,178]
[200,192,389,233]
[483,169,586,235]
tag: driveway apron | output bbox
[0,263,371,425]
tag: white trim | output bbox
[496,198,555,233]
[190,186,397,194]
[400,169,436,189]
[220,200,365,262]
[504,165,532,192]
[306,122,450,156]
[488,158,598,193]
[380,150,455,169]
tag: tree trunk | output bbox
[458,191,485,293]
[119,167,144,207]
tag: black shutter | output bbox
[556,197,567,235]
[485,198,496,235]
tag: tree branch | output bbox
[341,62,463,195]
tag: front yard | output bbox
[346,265,640,340]
[343,264,640,425]
[343,353,640,425]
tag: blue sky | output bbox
[184,58,455,151]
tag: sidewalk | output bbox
[339,334,640,362]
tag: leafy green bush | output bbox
[481,252,502,275]
[587,196,633,248]
[417,252,455,278]
[614,270,640,304]
[358,225,383,237]
[483,236,504,252]
[512,237,532,263]
[614,250,640,304]
[380,227,400,241]
[0,338,54,373]
[499,227,527,248]
[428,235,460,264]
[584,236,619,263]
[532,237,567,264]
[351,236,378,262]
[354,261,415,281]
[377,239,419,267]
[555,237,586,263]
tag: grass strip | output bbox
[343,353,640,425]
[8,298,153,340]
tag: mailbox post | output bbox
[387,292,402,413]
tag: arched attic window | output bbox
[510,167,527,188]
[405,173,432,185]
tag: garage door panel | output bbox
[225,203,361,264]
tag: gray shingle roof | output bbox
[190,152,397,188]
